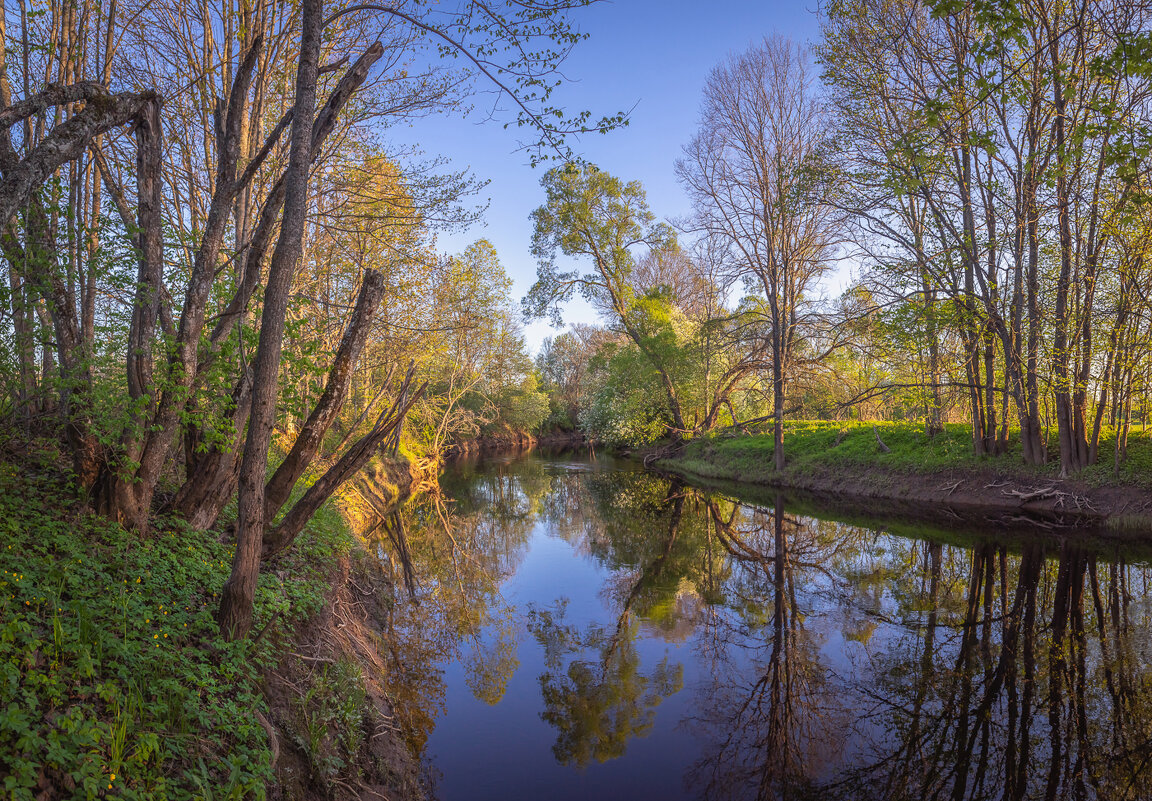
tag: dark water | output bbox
[363,452,1152,801]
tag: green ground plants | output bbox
[672,420,1152,489]
[0,444,354,800]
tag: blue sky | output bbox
[390,0,826,352]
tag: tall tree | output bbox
[523,163,690,434]
[678,36,843,470]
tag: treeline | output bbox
[530,0,1152,480]
[0,0,603,636]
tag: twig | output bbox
[1003,486,1065,503]
[287,651,334,664]
[249,608,283,647]
[254,710,280,767]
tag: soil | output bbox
[442,431,536,458]
[265,456,434,801]
[535,431,588,449]
[658,457,1152,540]
[443,431,590,461]
[264,557,424,801]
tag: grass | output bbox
[672,420,1152,489]
[0,442,355,800]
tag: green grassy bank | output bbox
[662,421,1152,523]
[0,442,404,800]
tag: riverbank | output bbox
[442,430,587,460]
[0,440,431,800]
[656,421,1152,533]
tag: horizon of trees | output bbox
[531,0,1152,481]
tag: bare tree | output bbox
[678,36,843,470]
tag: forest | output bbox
[3,0,1152,797]
[530,4,1152,482]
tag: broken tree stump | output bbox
[873,425,891,454]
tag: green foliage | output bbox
[0,451,353,799]
[487,377,550,435]
[412,239,550,446]
[289,657,367,785]
[534,327,606,433]
[524,162,675,326]
[580,342,673,447]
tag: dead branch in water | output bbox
[1002,486,1065,503]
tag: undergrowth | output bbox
[0,444,354,800]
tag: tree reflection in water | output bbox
[686,495,853,801]
[835,540,1152,801]
[361,455,1152,800]
[361,458,544,751]
[527,599,683,767]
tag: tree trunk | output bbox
[263,269,385,522]
[1050,44,1084,478]
[0,89,154,229]
[262,372,426,559]
[110,95,164,532]
[169,379,251,531]
[171,40,387,538]
[773,347,785,471]
[217,0,323,640]
[922,268,944,438]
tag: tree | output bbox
[523,163,695,434]
[678,36,843,470]
[0,0,626,639]
[820,0,1152,473]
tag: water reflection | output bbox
[362,454,1152,800]
[527,600,683,767]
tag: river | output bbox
[361,450,1152,801]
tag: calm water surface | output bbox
[363,452,1152,801]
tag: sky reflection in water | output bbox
[363,452,1152,801]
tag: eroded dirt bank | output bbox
[266,457,432,801]
[657,452,1152,539]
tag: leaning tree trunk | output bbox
[171,40,387,533]
[263,269,386,522]
[262,370,427,559]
